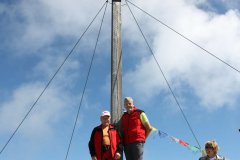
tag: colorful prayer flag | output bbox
[187,145,201,153]
[158,130,168,138]
[152,129,201,154]
[179,139,189,146]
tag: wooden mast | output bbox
[111,0,122,123]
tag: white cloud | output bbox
[122,0,240,110]
[0,0,99,140]
[0,82,73,138]
[0,0,239,159]
[3,0,106,55]
[1,0,240,123]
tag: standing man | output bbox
[121,97,153,160]
[88,111,122,160]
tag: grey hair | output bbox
[124,97,133,103]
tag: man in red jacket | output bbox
[121,97,152,160]
[89,111,122,160]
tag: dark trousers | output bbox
[102,145,113,160]
[124,141,144,160]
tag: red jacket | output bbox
[121,106,146,145]
[88,124,122,160]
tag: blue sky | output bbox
[0,0,240,159]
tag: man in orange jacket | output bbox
[89,111,122,160]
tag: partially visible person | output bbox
[199,140,225,160]
[121,97,153,160]
[88,111,122,160]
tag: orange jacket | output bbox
[88,124,122,160]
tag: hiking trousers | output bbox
[124,141,144,160]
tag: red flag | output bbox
[179,139,189,146]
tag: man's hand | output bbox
[91,156,97,160]
[114,152,121,159]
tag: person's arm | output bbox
[140,112,152,139]
[88,128,97,158]
[115,125,123,159]
[116,132,123,153]
[113,117,122,137]
[143,122,152,139]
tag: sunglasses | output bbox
[205,146,214,149]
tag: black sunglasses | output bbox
[205,146,214,149]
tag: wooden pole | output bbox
[111,0,122,124]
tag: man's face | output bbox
[101,115,110,126]
[124,100,134,111]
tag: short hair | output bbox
[124,97,133,103]
[205,140,218,154]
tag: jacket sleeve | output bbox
[113,118,123,136]
[116,129,123,153]
[88,128,97,157]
